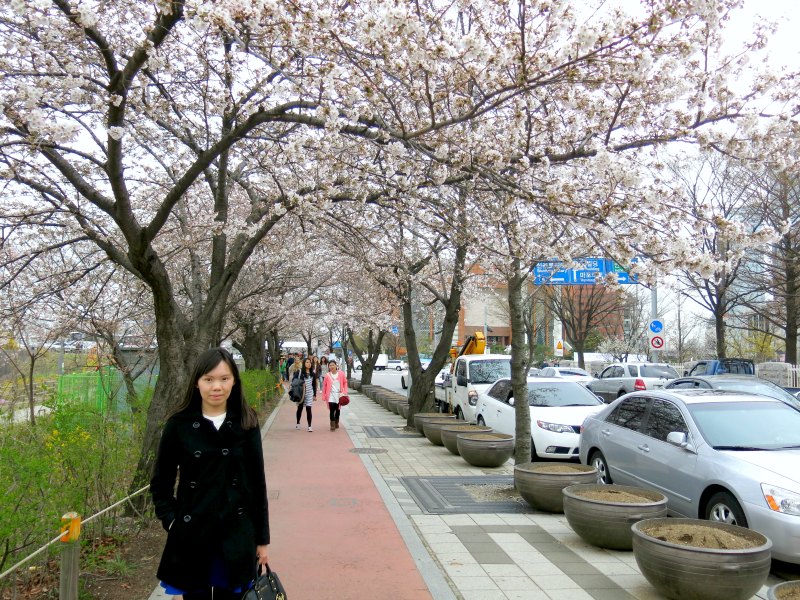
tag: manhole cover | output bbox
[350,447,389,454]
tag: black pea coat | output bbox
[150,409,270,591]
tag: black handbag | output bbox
[242,564,286,600]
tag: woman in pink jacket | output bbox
[321,359,348,431]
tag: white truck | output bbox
[435,353,512,422]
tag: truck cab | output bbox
[438,354,512,422]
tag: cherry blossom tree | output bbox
[1,0,797,492]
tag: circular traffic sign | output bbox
[650,335,664,349]
[649,320,663,333]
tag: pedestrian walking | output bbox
[293,357,318,431]
[317,356,328,391]
[286,352,295,381]
[150,347,270,600]
[321,359,348,431]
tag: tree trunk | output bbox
[507,263,532,463]
[714,309,726,358]
[785,258,798,365]
[349,329,385,385]
[403,243,467,425]
[236,323,267,371]
[267,330,281,376]
[27,357,36,426]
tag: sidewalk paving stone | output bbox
[151,386,783,600]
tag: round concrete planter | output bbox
[422,418,460,446]
[457,432,514,467]
[768,581,800,600]
[413,412,455,435]
[514,463,597,513]
[388,398,405,415]
[562,484,667,550]
[631,518,772,600]
[440,424,493,455]
[398,403,410,420]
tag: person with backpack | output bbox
[292,357,318,431]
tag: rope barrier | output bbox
[0,484,151,582]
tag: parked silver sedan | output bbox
[579,389,800,564]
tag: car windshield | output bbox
[469,360,511,384]
[713,380,798,404]
[526,382,603,407]
[639,365,679,378]
[688,401,800,449]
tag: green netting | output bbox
[56,367,157,414]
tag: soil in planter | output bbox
[466,433,509,440]
[528,464,589,473]
[445,425,489,431]
[640,523,760,550]
[774,587,800,600]
[575,489,654,503]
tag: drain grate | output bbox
[399,475,533,514]
[363,425,422,438]
[350,447,389,454]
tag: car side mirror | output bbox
[666,431,689,448]
[456,375,467,387]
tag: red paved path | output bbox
[263,397,433,600]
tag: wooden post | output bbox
[59,512,81,600]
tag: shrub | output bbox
[240,369,281,413]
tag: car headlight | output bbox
[468,390,478,406]
[761,484,800,517]
[536,420,574,434]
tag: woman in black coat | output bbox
[150,347,270,600]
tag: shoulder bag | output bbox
[337,373,350,406]
[289,372,303,402]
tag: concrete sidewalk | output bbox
[152,388,786,600]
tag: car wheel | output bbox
[455,407,464,421]
[617,390,626,398]
[396,366,402,371]
[706,491,748,527]
[401,376,407,389]
[590,451,612,484]
[477,415,486,426]
[530,438,537,460]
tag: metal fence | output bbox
[56,366,157,414]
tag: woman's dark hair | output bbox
[301,356,313,378]
[173,347,259,430]
[328,359,337,366]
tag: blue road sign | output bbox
[391,325,399,335]
[533,258,638,285]
[649,320,663,334]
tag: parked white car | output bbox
[387,359,407,371]
[475,377,605,460]
[538,366,594,385]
